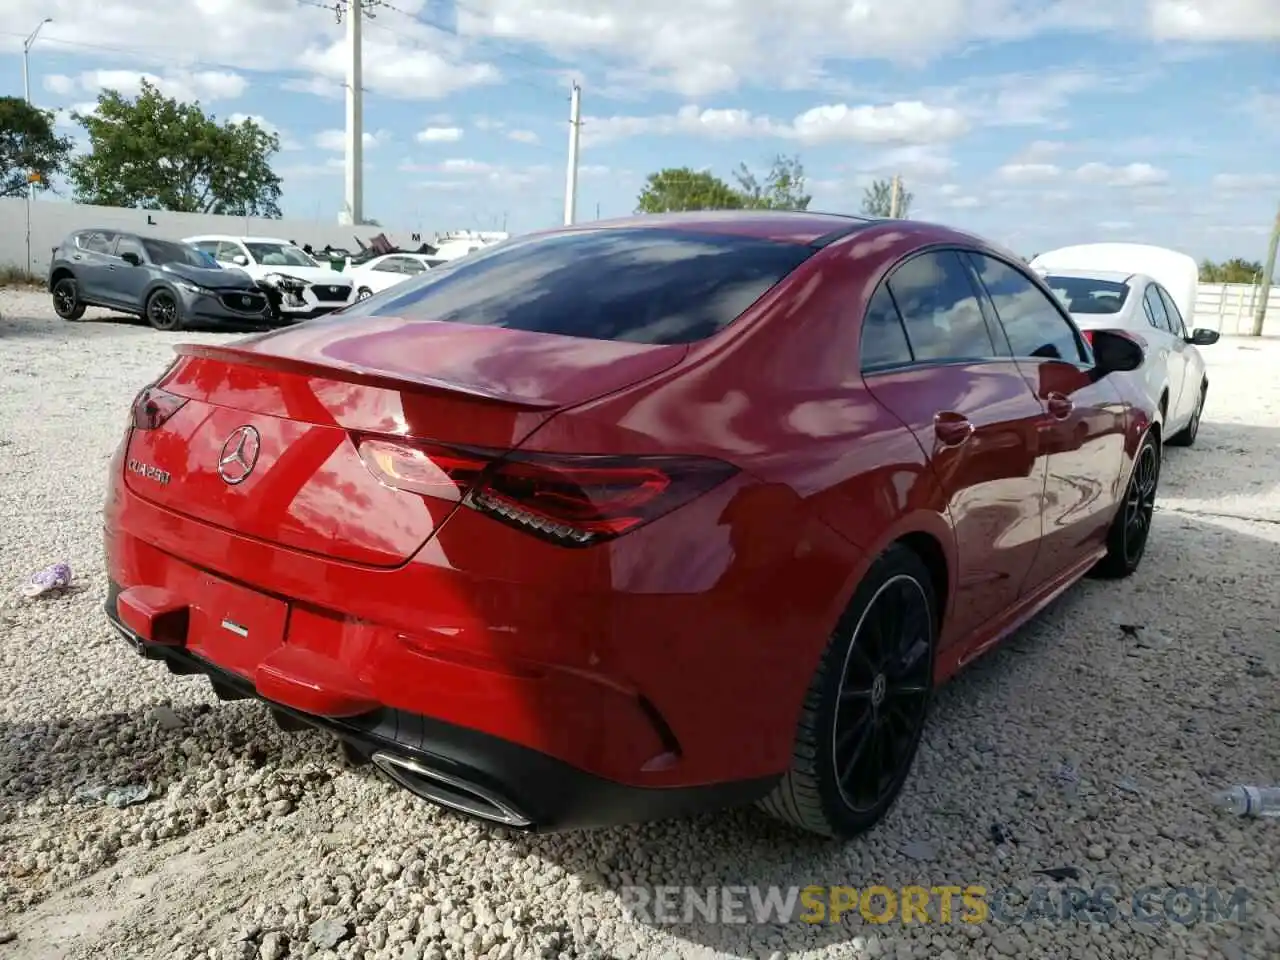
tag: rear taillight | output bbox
[131,386,187,429]
[354,435,737,547]
[1081,330,1094,345]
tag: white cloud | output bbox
[314,129,386,151]
[297,35,500,100]
[416,126,464,143]
[996,163,1063,183]
[1149,0,1280,41]
[1212,173,1280,193]
[1075,161,1169,187]
[582,100,967,146]
[507,129,540,144]
[790,102,969,144]
[405,159,553,192]
[43,75,78,96]
[228,113,304,151]
[946,195,982,209]
[73,68,248,102]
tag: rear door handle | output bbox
[934,411,974,447]
[1046,392,1073,419]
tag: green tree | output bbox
[861,177,912,218]
[635,167,744,213]
[69,80,283,216]
[733,154,812,210]
[1199,258,1264,284]
[0,96,73,198]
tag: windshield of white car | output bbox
[143,239,218,269]
[245,242,317,268]
[1043,275,1130,314]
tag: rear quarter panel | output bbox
[514,225,959,769]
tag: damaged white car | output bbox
[183,234,357,322]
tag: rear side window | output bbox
[859,285,913,371]
[969,254,1087,363]
[1156,286,1187,338]
[886,251,997,362]
[1144,285,1171,333]
[349,228,815,345]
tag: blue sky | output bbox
[2,0,1277,260]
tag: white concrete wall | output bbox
[0,198,444,278]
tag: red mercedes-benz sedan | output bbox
[104,211,1159,838]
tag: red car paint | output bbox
[103,211,1156,829]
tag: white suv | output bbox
[183,234,356,321]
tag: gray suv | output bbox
[48,229,274,331]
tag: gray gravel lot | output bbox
[1,289,1277,960]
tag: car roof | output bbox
[184,235,292,244]
[547,209,884,246]
[1038,267,1151,285]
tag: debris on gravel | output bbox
[1,290,1277,959]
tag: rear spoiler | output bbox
[171,342,562,411]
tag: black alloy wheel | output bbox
[759,544,937,838]
[1121,438,1159,567]
[831,574,934,815]
[1091,430,1161,579]
[52,277,85,320]
[145,289,182,331]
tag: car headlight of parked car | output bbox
[173,280,206,296]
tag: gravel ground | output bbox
[0,288,1277,960]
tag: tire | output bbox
[1166,382,1205,447]
[1090,430,1161,579]
[758,544,937,838]
[356,286,373,301]
[144,289,183,331]
[52,277,85,321]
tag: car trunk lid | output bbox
[122,318,687,566]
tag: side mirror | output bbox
[1188,328,1219,346]
[1088,329,1145,380]
[121,252,142,267]
[232,254,249,266]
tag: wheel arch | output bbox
[49,267,75,290]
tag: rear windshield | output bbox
[343,227,815,344]
[1043,275,1130,314]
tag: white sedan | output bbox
[346,253,445,300]
[1030,242,1219,447]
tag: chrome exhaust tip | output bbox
[369,751,533,827]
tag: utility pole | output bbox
[889,174,902,219]
[563,81,582,226]
[23,18,53,203]
[333,0,381,225]
[1252,200,1280,337]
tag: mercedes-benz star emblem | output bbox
[217,425,261,485]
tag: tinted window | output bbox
[142,238,211,268]
[970,254,1086,363]
[246,242,316,267]
[78,231,115,253]
[1043,275,1129,314]
[372,258,403,273]
[346,228,815,345]
[886,251,996,362]
[401,259,428,274]
[214,241,246,264]
[114,235,145,260]
[1144,286,1171,332]
[859,285,913,371]
[1156,286,1186,337]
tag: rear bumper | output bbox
[103,581,775,831]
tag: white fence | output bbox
[0,197,443,279]
[1194,283,1280,336]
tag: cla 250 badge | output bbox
[126,459,170,486]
